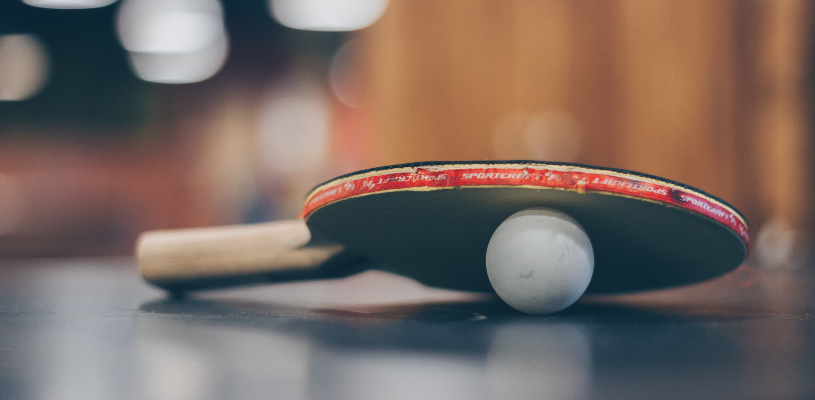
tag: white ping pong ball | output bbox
[486,208,594,315]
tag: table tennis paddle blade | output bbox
[136,219,368,291]
[136,161,749,299]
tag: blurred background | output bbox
[0,0,812,271]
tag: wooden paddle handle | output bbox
[136,219,347,291]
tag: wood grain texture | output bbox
[750,0,813,230]
[358,0,814,233]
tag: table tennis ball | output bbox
[486,208,593,314]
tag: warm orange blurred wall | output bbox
[357,0,814,238]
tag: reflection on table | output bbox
[0,258,813,399]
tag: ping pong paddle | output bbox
[137,161,749,295]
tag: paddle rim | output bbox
[300,161,749,250]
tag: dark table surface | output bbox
[1,257,813,400]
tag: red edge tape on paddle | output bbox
[301,163,750,250]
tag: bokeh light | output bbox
[0,34,51,101]
[492,110,581,162]
[128,34,229,84]
[269,0,389,32]
[23,0,118,9]
[256,75,331,174]
[329,39,364,108]
[117,2,223,54]
[116,0,228,83]
[754,218,810,271]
